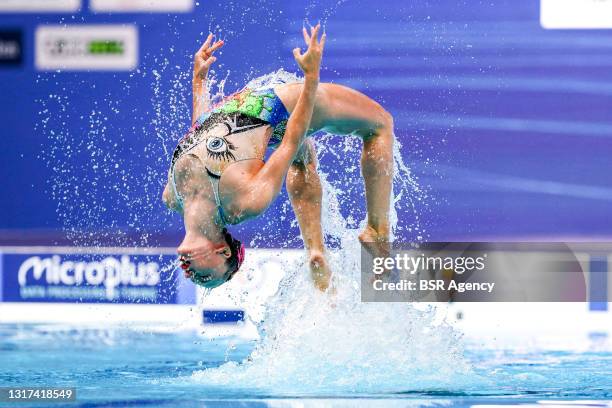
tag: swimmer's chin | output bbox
[190,275,226,289]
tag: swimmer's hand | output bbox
[192,34,223,121]
[193,33,224,81]
[293,23,325,79]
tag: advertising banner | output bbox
[0,250,190,304]
[35,25,138,71]
[0,0,80,13]
[90,0,193,13]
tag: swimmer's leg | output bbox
[286,139,332,291]
[276,83,394,245]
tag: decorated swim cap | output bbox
[222,228,245,281]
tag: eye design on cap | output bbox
[206,136,236,162]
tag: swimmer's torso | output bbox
[179,114,271,177]
[168,86,290,224]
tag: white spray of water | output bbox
[189,70,471,395]
[193,244,472,394]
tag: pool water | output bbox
[1,324,610,407]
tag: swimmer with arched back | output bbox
[163,25,394,291]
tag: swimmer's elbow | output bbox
[277,133,301,156]
[162,184,173,209]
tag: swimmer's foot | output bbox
[309,250,332,292]
[360,225,393,282]
[359,224,390,258]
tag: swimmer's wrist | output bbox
[304,73,320,83]
[193,76,206,87]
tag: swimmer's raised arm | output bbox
[192,34,224,123]
[241,25,326,214]
[285,24,325,147]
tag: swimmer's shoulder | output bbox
[219,159,266,221]
[174,154,215,200]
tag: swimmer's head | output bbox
[178,228,245,288]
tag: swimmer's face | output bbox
[177,234,232,289]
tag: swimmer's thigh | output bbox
[275,82,390,137]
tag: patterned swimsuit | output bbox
[168,86,290,224]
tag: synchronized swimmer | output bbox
[163,25,395,291]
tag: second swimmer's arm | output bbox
[192,34,224,124]
[243,25,326,213]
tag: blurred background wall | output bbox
[1,0,611,247]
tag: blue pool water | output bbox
[1,324,610,407]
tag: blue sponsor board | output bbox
[1,251,194,304]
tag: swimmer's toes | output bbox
[359,227,391,259]
[358,225,388,244]
[309,252,332,292]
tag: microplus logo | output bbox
[17,255,160,299]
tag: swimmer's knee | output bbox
[379,108,394,132]
[286,163,321,202]
[370,108,394,146]
[352,106,394,141]
[367,107,393,136]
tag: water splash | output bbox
[186,71,466,395]
[193,247,472,395]
[245,68,304,89]
[191,209,468,395]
